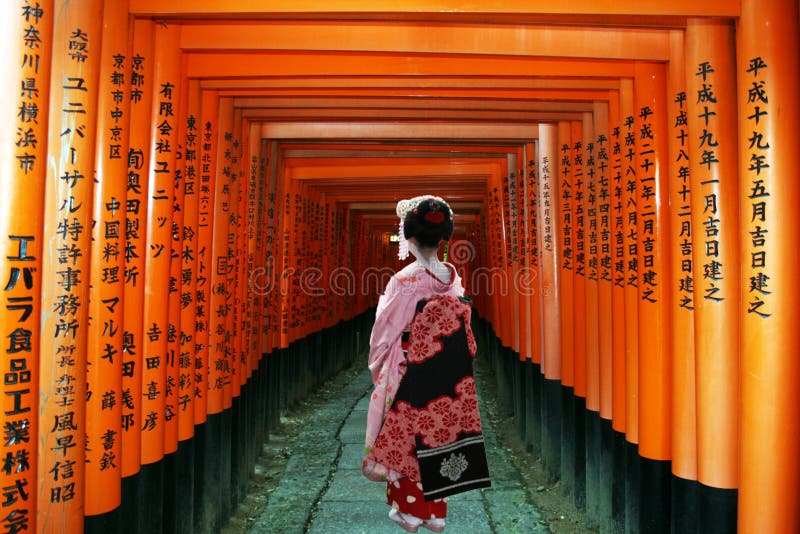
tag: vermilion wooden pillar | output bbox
[194,89,218,428]
[162,43,191,533]
[556,121,577,505]
[593,101,613,534]
[737,0,800,531]
[593,102,612,426]
[557,123,574,392]
[618,76,642,534]
[140,21,181,468]
[619,77,639,451]
[171,73,198,534]
[501,162,514,350]
[136,22,181,533]
[538,123,562,485]
[504,156,521,360]
[242,120,258,381]
[193,88,219,534]
[0,3,53,533]
[164,69,187,459]
[570,119,587,513]
[633,62,672,533]
[685,19,740,532]
[524,141,544,460]
[178,79,200,445]
[582,111,599,420]
[571,121,587,407]
[227,108,243,408]
[85,0,130,521]
[252,137,268,359]
[607,101,628,534]
[38,0,103,531]
[516,164,530,363]
[214,97,236,523]
[208,96,233,416]
[666,27,698,533]
[121,17,154,485]
[609,118,626,439]
[539,125,561,379]
[525,142,542,373]
[581,108,603,528]
[264,141,280,355]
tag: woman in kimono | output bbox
[363,196,490,532]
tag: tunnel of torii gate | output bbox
[0,0,798,533]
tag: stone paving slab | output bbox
[250,367,546,533]
[354,395,370,411]
[339,424,368,445]
[325,469,385,502]
[308,501,410,534]
[340,443,366,470]
[443,499,494,532]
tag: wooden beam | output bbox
[130,0,739,19]
[227,88,614,100]
[241,108,585,122]
[261,121,538,139]
[199,77,622,90]
[185,52,639,78]
[179,23,671,61]
[231,96,599,111]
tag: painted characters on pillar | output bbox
[694,61,726,304]
[560,145,573,272]
[674,92,694,311]
[742,56,772,319]
[638,106,659,303]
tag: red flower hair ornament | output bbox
[424,210,445,223]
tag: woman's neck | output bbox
[414,252,443,271]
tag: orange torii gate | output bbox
[0,1,796,533]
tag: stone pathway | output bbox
[250,368,548,533]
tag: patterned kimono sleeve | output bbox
[368,275,403,384]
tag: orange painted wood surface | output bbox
[538,125,561,380]
[139,23,181,466]
[38,0,104,529]
[593,102,613,421]
[609,113,627,434]
[121,17,154,477]
[557,124,575,388]
[207,96,233,414]
[571,121,587,399]
[737,0,800,529]
[667,28,697,483]
[0,2,795,530]
[634,63,672,462]
[85,0,130,515]
[582,111,599,413]
[0,2,54,531]
[128,0,741,19]
[619,78,639,445]
[193,89,219,424]
[685,18,740,489]
[525,142,542,364]
[177,79,201,442]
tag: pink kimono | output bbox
[362,262,464,483]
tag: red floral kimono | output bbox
[363,263,490,518]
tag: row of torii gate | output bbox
[0,1,798,533]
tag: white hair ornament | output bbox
[395,195,453,260]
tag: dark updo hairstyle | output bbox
[403,197,454,249]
